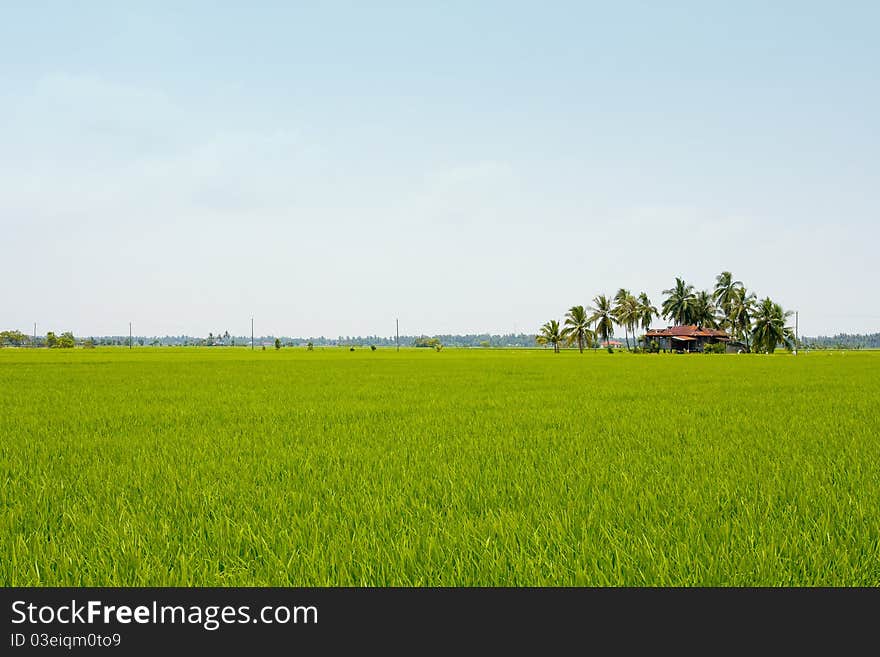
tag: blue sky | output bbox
[2,2,878,337]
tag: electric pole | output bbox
[396,318,399,352]
[129,322,132,349]
[251,317,254,350]
[34,322,37,348]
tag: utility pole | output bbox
[396,318,399,352]
[129,322,132,349]
[794,311,799,356]
[251,317,254,350]
[34,322,37,348]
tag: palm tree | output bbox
[588,295,615,350]
[613,289,636,350]
[623,294,640,349]
[562,305,596,353]
[661,277,696,326]
[751,298,794,353]
[536,319,563,353]
[636,292,658,347]
[728,287,757,349]
[713,271,743,330]
[692,290,718,328]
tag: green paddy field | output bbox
[1,347,878,586]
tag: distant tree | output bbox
[370,345,377,351]
[661,277,696,326]
[307,341,314,351]
[57,332,75,348]
[562,305,595,353]
[536,319,563,353]
[588,295,615,349]
[274,338,281,350]
[46,331,58,348]
[0,330,28,346]
[479,340,491,348]
[83,338,96,349]
[751,298,794,353]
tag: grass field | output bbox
[1,347,878,586]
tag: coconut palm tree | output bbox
[661,277,696,326]
[613,289,637,350]
[713,271,744,330]
[751,298,794,353]
[692,290,719,328]
[588,295,616,350]
[728,287,757,349]
[616,290,641,351]
[562,305,596,353]
[636,292,658,347]
[536,319,563,353]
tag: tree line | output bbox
[537,272,796,354]
[0,330,78,348]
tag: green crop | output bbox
[1,347,878,585]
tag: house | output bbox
[602,340,624,349]
[644,325,730,353]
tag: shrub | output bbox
[370,345,377,351]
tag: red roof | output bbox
[645,324,729,339]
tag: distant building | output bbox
[644,325,731,352]
[602,340,624,348]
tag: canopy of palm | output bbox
[751,298,794,353]
[637,292,658,332]
[536,319,563,353]
[661,277,697,326]
[692,290,719,328]
[613,289,640,350]
[588,295,616,348]
[562,305,595,353]
[713,271,744,330]
[728,287,757,348]
[636,292,658,347]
